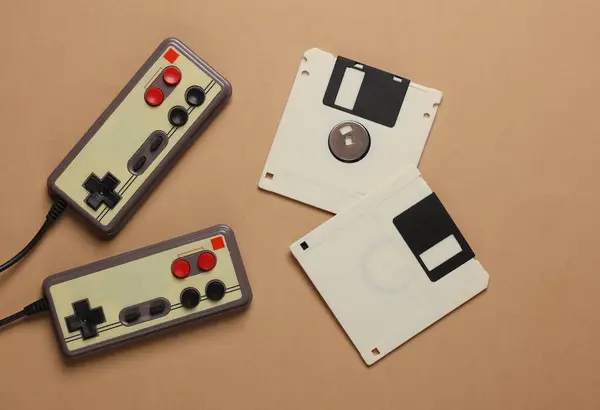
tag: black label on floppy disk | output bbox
[322,57,410,128]
[393,194,475,282]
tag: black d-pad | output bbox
[65,299,106,340]
[83,172,121,211]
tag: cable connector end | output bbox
[0,298,50,329]
[47,198,68,222]
[23,298,50,316]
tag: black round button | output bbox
[185,86,206,107]
[168,106,188,127]
[180,288,201,308]
[205,280,226,301]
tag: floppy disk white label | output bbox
[259,48,443,214]
[290,168,489,365]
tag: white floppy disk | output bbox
[290,168,489,365]
[259,48,443,214]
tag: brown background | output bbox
[0,0,598,409]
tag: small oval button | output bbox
[150,134,164,152]
[149,301,166,316]
[123,308,141,323]
[132,156,146,173]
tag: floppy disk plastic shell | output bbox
[259,48,443,214]
[290,168,489,365]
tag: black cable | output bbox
[0,298,49,329]
[0,310,26,327]
[0,198,68,273]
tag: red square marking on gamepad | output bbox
[164,48,179,64]
[211,237,225,250]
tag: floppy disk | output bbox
[259,48,443,214]
[290,167,489,365]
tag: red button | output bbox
[145,87,164,106]
[172,260,191,279]
[163,67,181,86]
[198,252,216,271]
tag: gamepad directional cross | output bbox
[83,172,121,211]
[65,299,106,340]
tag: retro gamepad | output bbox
[48,38,232,238]
[42,225,251,358]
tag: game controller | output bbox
[42,225,252,358]
[48,38,232,238]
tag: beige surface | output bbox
[0,1,598,409]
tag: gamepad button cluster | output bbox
[171,250,217,279]
[144,66,182,107]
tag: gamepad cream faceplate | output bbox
[259,48,443,214]
[43,226,251,357]
[49,39,229,236]
[290,168,489,365]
